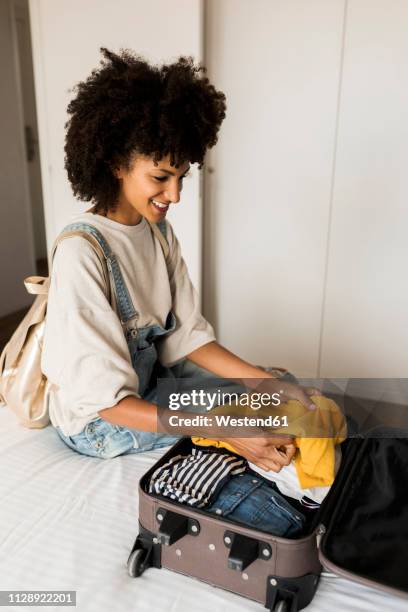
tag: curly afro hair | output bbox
[64,48,226,214]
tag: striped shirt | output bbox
[148,446,246,508]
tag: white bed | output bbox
[0,408,407,612]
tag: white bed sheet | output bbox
[0,408,407,612]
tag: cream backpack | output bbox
[0,221,169,428]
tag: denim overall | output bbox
[54,222,306,534]
[54,221,186,457]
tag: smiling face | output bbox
[107,154,191,225]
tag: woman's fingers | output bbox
[275,443,296,465]
[278,382,319,410]
[304,386,322,397]
[253,458,282,473]
[298,389,317,410]
[222,436,297,473]
[229,436,290,458]
[255,443,296,471]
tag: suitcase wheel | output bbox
[127,547,148,578]
[273,601,289,612]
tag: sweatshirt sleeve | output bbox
[156,222,216,367]
[41,236,139,419]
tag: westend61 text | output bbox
[167,414,289,427]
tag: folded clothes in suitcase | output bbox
[127,384,408,612]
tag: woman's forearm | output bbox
[187,341,274,380]
[98,395,160,431]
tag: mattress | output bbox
[0,407,407,612]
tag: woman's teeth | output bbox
[151,200,169,212]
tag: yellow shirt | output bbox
[192,395,346,489]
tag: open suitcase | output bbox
[127,383,408,611]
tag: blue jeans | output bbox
[206,471,306,537]
[56,418,179,458]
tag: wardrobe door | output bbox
[204,0,345,376]
[0,0,36,317]
[320,0,408,377]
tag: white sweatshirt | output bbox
[42,212,215,436]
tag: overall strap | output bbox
[57,223,138,326]
[55,220,170,330]
[147,220,170,260]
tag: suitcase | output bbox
[127,384,408,612]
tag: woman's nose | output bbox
[164,180,181,204]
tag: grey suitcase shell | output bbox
[138,438,322,610]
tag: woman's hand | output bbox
[274,380,322,411]
[221,436,296,472]
[237,377,322,411]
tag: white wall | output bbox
[204,0,345,376]
[29,0,203,289]
[0,0,36,317]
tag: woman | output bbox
[42,48,318,471]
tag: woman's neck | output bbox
[86,203,143,226]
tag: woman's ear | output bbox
[112,165,123,180]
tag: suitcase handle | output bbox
[156,508,200,546]
[223,530,272,571]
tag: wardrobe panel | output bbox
[320,0,408,377]
[0,0,36,316]
[204,0,345,376]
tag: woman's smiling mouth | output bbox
[151,199,169,213]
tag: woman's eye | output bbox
[153,173,189,182]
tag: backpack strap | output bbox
[20,229,113,301]
[51,229,112,306]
